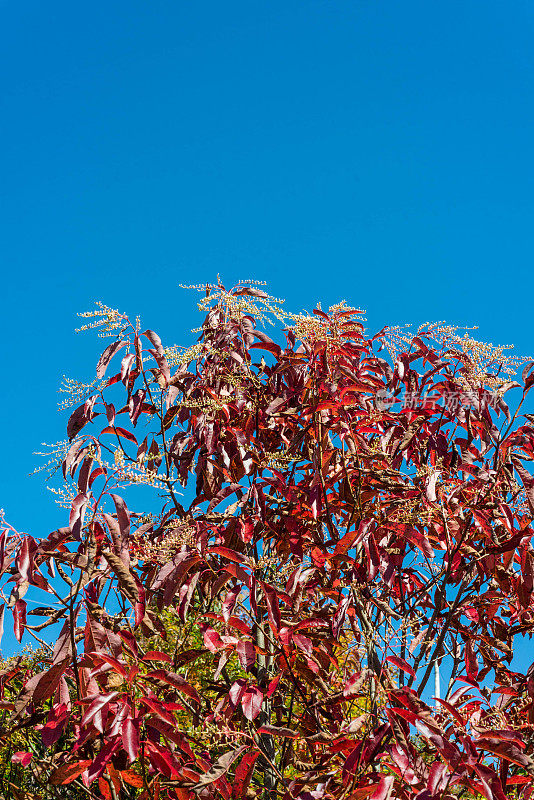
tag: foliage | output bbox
[2,278,534,799]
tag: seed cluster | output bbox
[389,498,433,526]
[113,449,170,490]
[76,301,129,337]
[163,342,206,368]
[261,450,297,469]
[255,553,298,585]
[381,322,531,394]
[135,522,197,563]
[415,463,442,479]
[46,483,78,509]
[382,322,477,361]
[176,396,231,414]
[32,439,70,479]
[367,438,386,455]
[181,278,286,327]
[454,333,531,391]
[58,377,102,410]
[288,302,364,347]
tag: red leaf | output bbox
[143,650,172,663]
[465,638,479,680]
[242,687,263,721]
[142,329,163,349]
[69,492,88,540]
[236,640,255,671]
[67,403,89,439]
[428,762,448,793]
[386,655,416,678]
[41,703,69,747]
[122,717,140,763]
[226,616,252,636]
[50,760,92,785]
[147,669,201,703]
[208,546,249,565]
[222,586,241,623]
[145,740,180,778]
[193,747,247,789]
[111,494,130,560]
[262,583,281,631]
[434,697,467,727]
[96,340,127,379]
[101,426,138,445]
[12,752,32,766]
[257,725,299,738]
[13,598,26,643]
[232,750,260,798]
[99,777,112,799]
[16,537,32,583]
[202,627,225,652]
[370,776,395,800]
[334,522,365,556]
[343,672,365,698]
[120,352,136,383]
[229,679,246,707]
[33,659,69,703]
[106,403,116,426]
[249,339,282,357]
[293,633,313,656]
[81,692,119,731]
[266,674,281,698]
[120,770,144,788]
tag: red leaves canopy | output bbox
[2,281,534,799]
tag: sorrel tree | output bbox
[1,279,534,800]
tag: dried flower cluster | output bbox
[136,522,197,563]
[76,300,129,336]
[454,332,530,391]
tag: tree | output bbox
[2,278,534,800]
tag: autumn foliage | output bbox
[2,280,534,800]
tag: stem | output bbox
[434,654,441,705]
[255,613,276,800]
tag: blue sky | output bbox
[2,2,534,657]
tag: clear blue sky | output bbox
[2,2,534,603]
